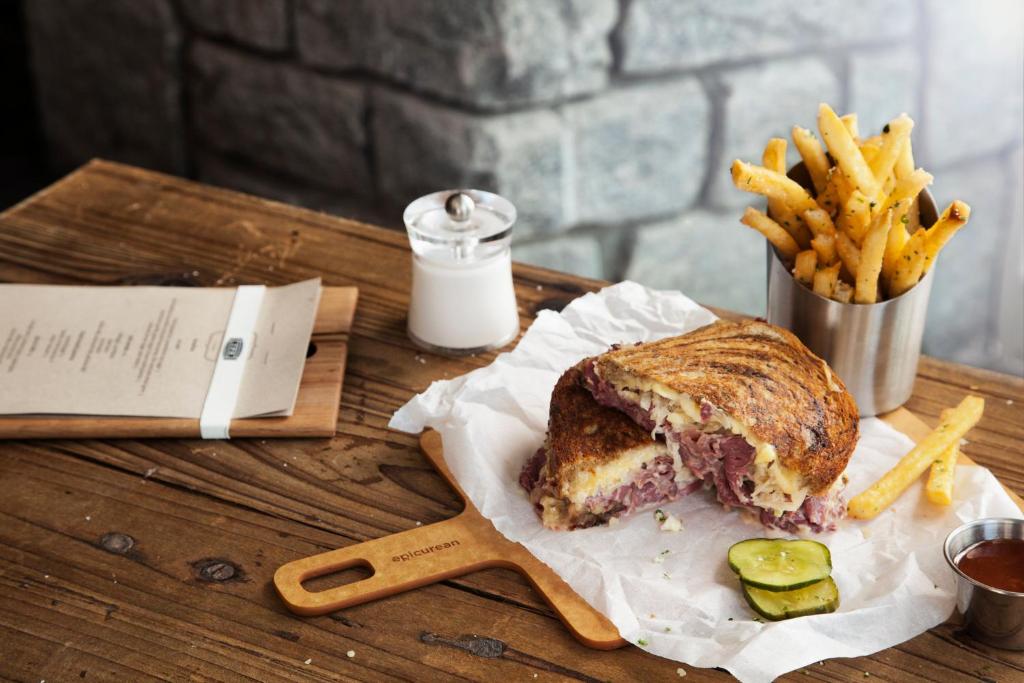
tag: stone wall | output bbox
[23,0,1024,375]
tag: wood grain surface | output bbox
[1,159,1021,682]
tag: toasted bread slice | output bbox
[585,320,858,531]
[520,361,699,530]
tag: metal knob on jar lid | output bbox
[444,191,475,226]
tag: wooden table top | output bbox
[1,159,1022,682]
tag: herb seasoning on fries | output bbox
[731,103,972,304]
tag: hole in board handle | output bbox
[306,341,318,358]
[301,562,373,593]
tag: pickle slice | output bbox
[741,576,840,621]
[728,538,832,592]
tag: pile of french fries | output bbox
[732,103,972,304]
[848,395,985,518]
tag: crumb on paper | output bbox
[662,572,672,580]
[608,516,620,527]
[304,658,312,665]
[664,626,672,633]
[653,509,666,523]
[653,549,671,564]
[676,669,687,677]
[659,512,683,532]
[346,650,355,658]
[637,637,648,647]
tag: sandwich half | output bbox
[582,320,858,532]
[520,360,701,530]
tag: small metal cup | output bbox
[766,164,938,417]
[944,518,1024,650]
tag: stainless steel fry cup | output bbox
[765,164,938,417]
[944,518,1024,650]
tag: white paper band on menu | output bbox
[199,285,266,439]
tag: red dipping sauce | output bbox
[956,539,1024,593]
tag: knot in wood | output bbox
[99,532,135,555]
[192,558,240,582]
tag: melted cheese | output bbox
[566,441,695,505]
[606,373,810,514]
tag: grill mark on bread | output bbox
[595,320,858,493]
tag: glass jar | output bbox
[403,189,519,355]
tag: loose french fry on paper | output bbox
[925,441,960,506]
[848,396,985,519]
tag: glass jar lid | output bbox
[403,189,516,250]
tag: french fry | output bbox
[840,113,859,141]
[731,160,819,215]
[877,169,933,216]
[895,135,914,177]
[818,103,879,198]
[925,441,960,506]
[855,210,892,304]
[835,230,861,281]
[907,196,921,233]
[889,228,926,297]
[869,115,914,191]
[763,138,812,249]
[860,142,881,165]
[803,208,837,238]
[833,281,854,303]
[812,262,841,298]
[741,207,800,260]
[811,233,838,266]
[791,126,831,195]
[839,189,873,243]
[861,134,883,149]
[881,216,909,284]
[922,200,971,273]
[848,395,985,519]
[793,250,817,286]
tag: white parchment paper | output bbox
[389,282,1022,682]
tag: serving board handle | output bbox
[273,516,495,615]
[274,430,627,649]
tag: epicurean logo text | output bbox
[392,539,460,562]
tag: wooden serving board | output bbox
[0,286,358,439]
[274,406,1024,650]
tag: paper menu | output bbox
[0,279,321,419]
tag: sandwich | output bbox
[520,360,702,530]
[582,320,858,532]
